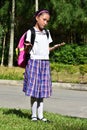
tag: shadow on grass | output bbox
[3,108,31,119]
[2,108,87,122]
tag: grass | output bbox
[0,108,87,130]
[0,66,24,80]
[51,71,87,83]
[0,65,87,83]
[51,64,87,83]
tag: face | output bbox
[35,13,50,30]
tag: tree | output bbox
[35,0,38,11]
[8,0,15,67]
[1,34,6,66]
[50,0,86,44]
[0,0,87,66]
[0,0,9,66]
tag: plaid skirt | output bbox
[23,59,52,98]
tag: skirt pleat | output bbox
[23,59,52,98]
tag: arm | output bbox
[24,42,32,53]
[49,42,65,51]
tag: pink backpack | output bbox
[16,28,35,68]
[16,32,27,68]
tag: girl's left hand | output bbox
[60,42,66,46]
[54,42,65,48]
[50,42,66,51]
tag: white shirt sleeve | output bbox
[25,30,31,43]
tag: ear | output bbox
[36,16,39,21]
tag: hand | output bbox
[50,42,66,51]
[24,42,32,46]
[60,42,65,46]
[24,42,32,53]
[54,42,65,49]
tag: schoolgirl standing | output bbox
[23,9,65,122]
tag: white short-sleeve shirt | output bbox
[26,27,53,60]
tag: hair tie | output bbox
[35,9,49,17]
[37,10,49,16]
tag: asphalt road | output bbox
[0,83,87,118]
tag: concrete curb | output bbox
[0,79,87,91]
[53,82,87,91]
[0,79,23,86]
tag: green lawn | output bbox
[0,65,87,83]
[0,108,87,130]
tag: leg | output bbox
[31,97,37,121]
[37,98,50,122]
[37,98,43,119]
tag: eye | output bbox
[43,18,49,23]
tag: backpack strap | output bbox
[30,27,35,45]
[25,27,35,61]
[24,27,35,45]
[44,28,49,39]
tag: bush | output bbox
[50,44,87,65]
[75,46,87,64]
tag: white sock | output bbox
[31,97,37,118]
[37,98,43,119]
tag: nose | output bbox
[44,20,48,25]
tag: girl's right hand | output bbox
[24,42,32,53]
[24,42,32,46]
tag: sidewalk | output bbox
[0,79,87,118]
[0,79,87,91]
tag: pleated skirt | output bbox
[23,59,52,98]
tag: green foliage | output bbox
[50,44,87,65]
[75,46,87,64]
[0,0,87,66]
[0,108,87,130]
[0,1,9,22]
[0,67,24,80]
[0,1,9,36]
[79,64,87,76]
[0,65,87,83]
[50,0,85,30]
[79,64,87,82]
[50,63,87,83]
[50,63,79,75]
[49,0,87,44]
[16,0,34,18]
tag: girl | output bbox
[23,9,65,122]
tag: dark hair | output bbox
[32,9,50,25]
